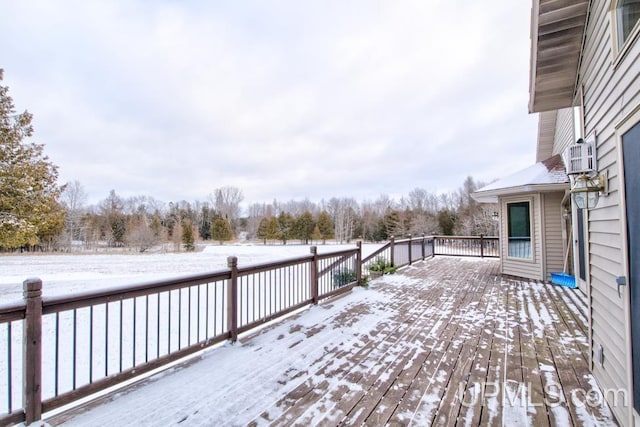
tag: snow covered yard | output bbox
[49,257,616,426]
[0,243,380,302]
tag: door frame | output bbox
[571,206,589,294]
[616,104,640,423]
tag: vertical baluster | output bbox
[89,306,93,383]
[205,283,209,340]
[7,323,12,413]
[239,275,243,328]
[168,291,172,354]
[196,285,200,343]
[212,283,216,337]
[187,287,191,346]
[284,266,287,307]
[268,272,272,316]
[257,274,261,321]
[178,289,182,350]
[220,282,224,334]
[55,312,60,396]
[145,295,149,364]
[73,309,77,390]
[133,298,137,367]
[275,270,278,312]
[105,303,109,377]
[119,300,123,373]
[156,292,162,358]
[156,294,161,359]
[252,275,256,323]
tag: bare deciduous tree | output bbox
[60,180,88,250]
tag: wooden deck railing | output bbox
[0,236,496,425]
[433,235,499,258]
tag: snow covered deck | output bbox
[53,257,616,426]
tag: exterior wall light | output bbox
[570,172,608,209]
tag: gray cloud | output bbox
[1,0,538,206]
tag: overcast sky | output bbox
[1,0,538,207]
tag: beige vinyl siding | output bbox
[536,111,557,161]
[551,108,576,156]
[542,192,565,280]
[563,0,640,424]
[501,195,543,280]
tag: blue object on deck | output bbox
[550,272,577,288]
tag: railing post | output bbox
[227,256,238,343]
[310,246,319,304]
[23,278,42,425]
[480,234,485,258]
[356,241,363,286]
[408,234,413,265]
[431,236,436,258]
[390,236,395,267]
[421,233,426,260]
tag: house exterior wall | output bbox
[552,107,576,157]
[541,192,566,281]
[498,192,566,282]
[536,111,557,161]
[559,1,640,424]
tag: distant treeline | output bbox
[41,177,497,253]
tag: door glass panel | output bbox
[623,120,640,412]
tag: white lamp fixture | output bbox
[571,172,608,209]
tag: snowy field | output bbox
[0,242,385,418]
[0,243,383,303]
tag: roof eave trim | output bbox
[472,182,570,203]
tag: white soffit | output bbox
[529,0,589,113]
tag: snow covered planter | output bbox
[368,257,397,277]
[333,269,357,288]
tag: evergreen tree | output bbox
[256,217,269,244]
[150,212,163,240]
[277,211,293,244]
[293,211,314,244]
[100,190,126,247]
[316,211,334,244]
[199,205,213,240]
[437,209,457,236]
[311,224,322,244]
[266,217,279,243]
[210,217,233,244]
[383,209,401,238]
[182,219,195,251]
[0,69,65,249]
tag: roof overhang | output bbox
[529,0,589,113]
[472,154,570,203]
[472,183,569,203]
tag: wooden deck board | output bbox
[54,257,618,427]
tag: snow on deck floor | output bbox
[52,257,617,426]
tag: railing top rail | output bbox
[0,301,26,322]
[40,247,359,314]
[237,254,313,276]
[43,269,232,314]
[316,248,359,260]
[393,235,434,244]
[433,235,498,240]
